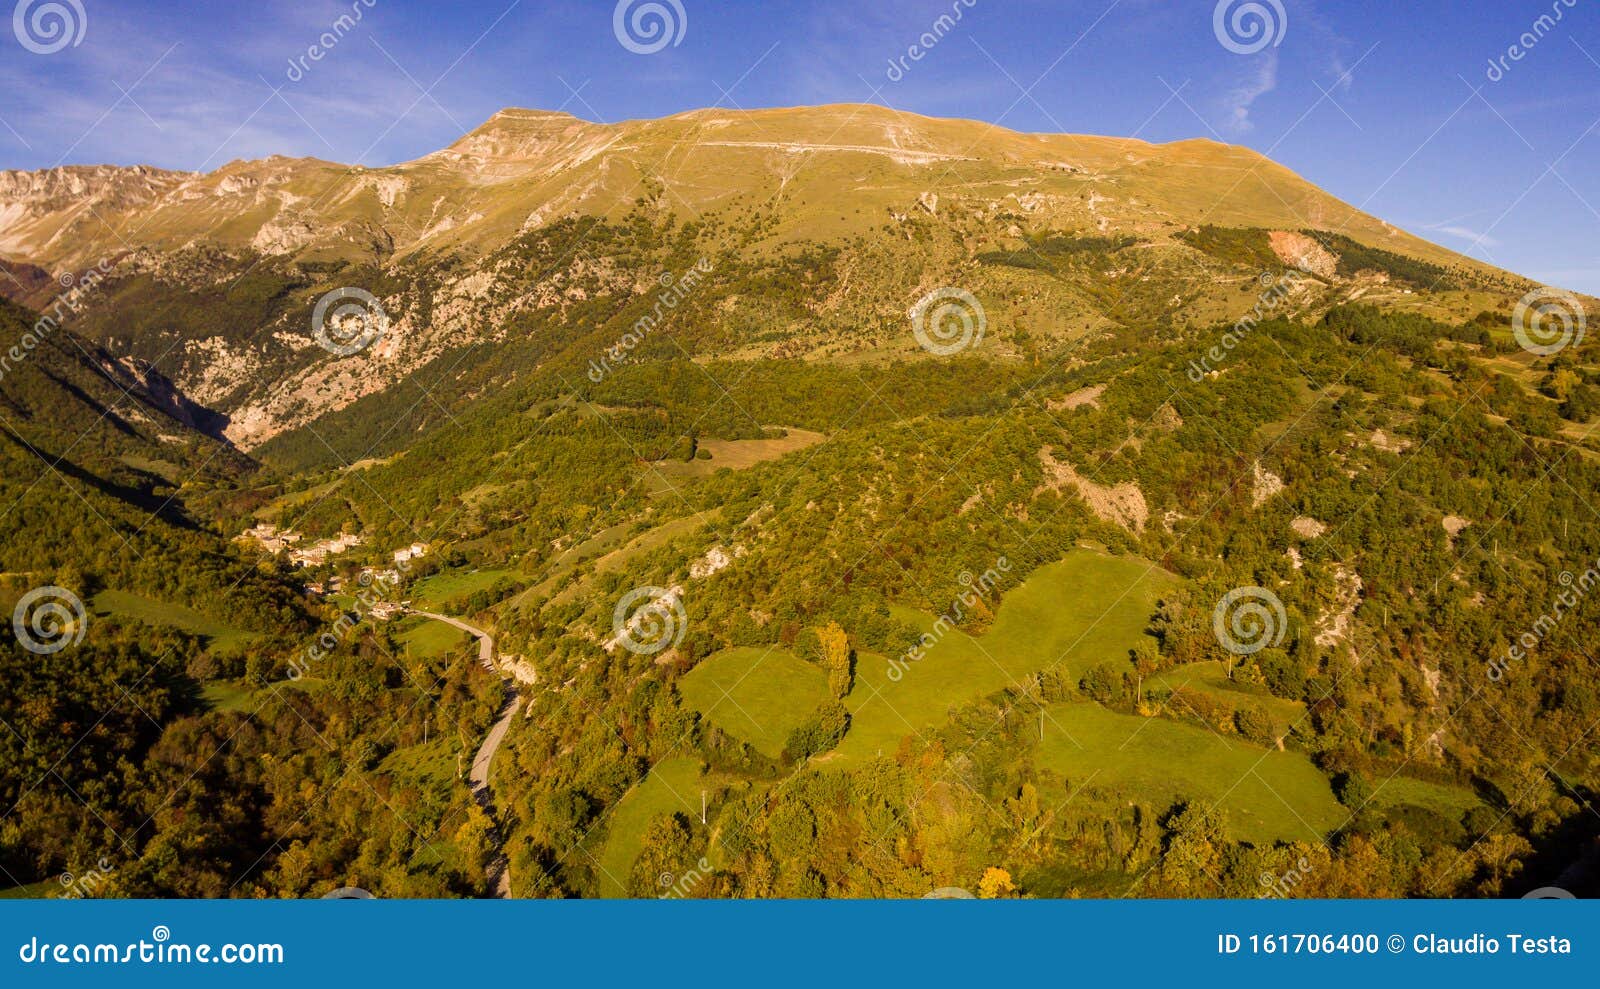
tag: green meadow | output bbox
[91,589,256,652]
[398,617,471,660]
[586,756,709,898]
[1037,702,1343,845]
[836,551,1177,763]
[547,514,708,607]
[200,678,256,713]
[680,647,832,759]
[380,735,466,791]
[643,428,828,496]
[512,514,708,609]
[1148,660,1306,728]
[408,568,516,609]
[1363,774,1483,820]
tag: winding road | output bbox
[410,610,519,898]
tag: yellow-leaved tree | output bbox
[978,866,1017,899]
[819,621,854,698]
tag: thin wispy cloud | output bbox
[1294,0,1356,90]
[1427,224,1501,248]
[1221,53,1278,132]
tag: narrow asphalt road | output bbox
[410,610,519,898]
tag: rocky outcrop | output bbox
[0,165,192,262]
[102,356,231,441]
[1037,445,1148,532]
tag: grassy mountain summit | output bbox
[0,106,1547,453]
[0,104,1510,273]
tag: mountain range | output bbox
[0,105,1540,452]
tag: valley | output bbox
[1,103,1597,901]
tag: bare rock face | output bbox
[417,108,619,181]
[1047,384,1105,411]
[1037,445,1148,532]
[1252,461,1285,508]
[0,163,191,209]
[1314,565,1365,650]
[0,164,193,261]
[103,356,231,440]
[1268,230,1337,278]
[1291,516,1327,539]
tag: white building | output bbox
[394,542,429,564]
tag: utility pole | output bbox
[701,790,707,825]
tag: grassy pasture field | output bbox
[1363,775,1483,821]
[397,617,470,659]
[1147,660,1305,730]
[91,589,256,652]
[680,647,832,759]
[1037,702,1343,845]
[408,568,516,609]
[834,550,1177,763]
[587,756,710,898]
[200,679,256,713]
[547,514,708,607]
[511,513,708,609]
[201,674,332,714]
[379,735,465,790]
[643,427,827,496]
[249,477,342,520]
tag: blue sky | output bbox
[3,0,1599,291]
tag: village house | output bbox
[289,532,365,568]
[238,523,304,554]
[370,601,408,621]
[394,542,429,564]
